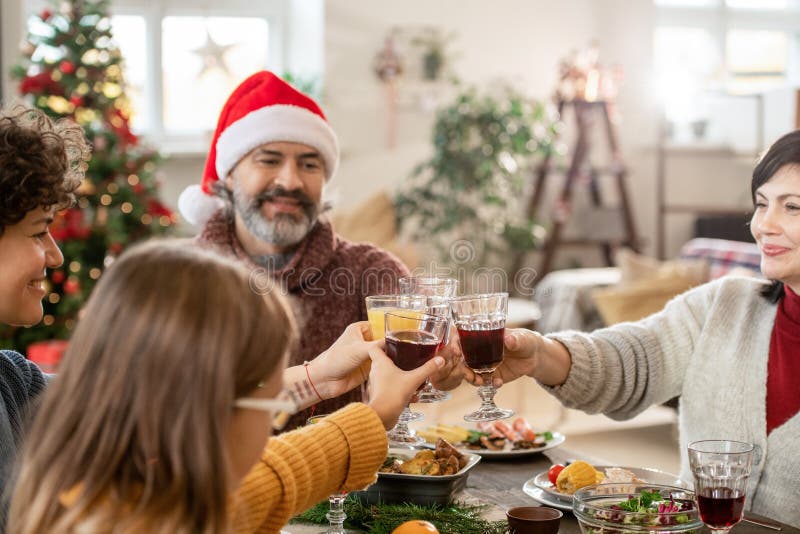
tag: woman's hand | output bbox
[467,328,571,388]
[366,345,446,429]
[304,321,378,400]
[428,325,468,391]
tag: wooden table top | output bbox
[285,446,800,533]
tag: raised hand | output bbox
[429,324,469,391]
[366,345,445,429]
[303,321,378,400]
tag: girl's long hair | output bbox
[8,240,294,534]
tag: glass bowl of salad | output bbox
[573,483,702,534]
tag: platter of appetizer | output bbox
[354,438,481,506]
[416,417,564,457]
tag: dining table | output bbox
[283,445,800,533]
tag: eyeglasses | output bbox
[233,397,296,414]
[234,395,298,431]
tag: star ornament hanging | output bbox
[191,29,235,79]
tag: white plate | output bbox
[522,480,573,511]
[527,465,688,503]
[457,431,565,458]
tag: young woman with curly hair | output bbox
[0,104,90,491]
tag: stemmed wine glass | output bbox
[451,292,514,422]
[306,414,349,534]
[398,276,458,403]
[365,295,428,426]
[383,310,448,446]
[688,439,755,534]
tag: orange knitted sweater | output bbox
[230,402,388,533]
[55,403,387,533]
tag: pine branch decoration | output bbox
[292,496,508,534]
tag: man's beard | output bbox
[232,183,319,248]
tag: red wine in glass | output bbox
[697,487,746,529]
[457,326,505,371]
[386,330,440,371]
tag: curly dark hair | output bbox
[0,104,91,236]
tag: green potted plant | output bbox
[395,84,560,279]
[411,27,457,81]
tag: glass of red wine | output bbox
[383,310,448,447]
[451,292,514,422]
[688,439,754,534]
[398,276,459,403]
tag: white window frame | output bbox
[112,0,290,153]
[655,0,800,90]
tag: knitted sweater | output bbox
[59,403,387,533]
[546,276,800,527]
[0,350,47,492]
[231,402,387,533]
[197,210,409,430]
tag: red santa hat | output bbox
[178,71,339,226]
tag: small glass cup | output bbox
[398,276,459,403]
[451,292,514,422]
[364,294,427,422]
[384,310,447,447]
[365,294,427,342]
[307,414,349,534]
[688,439,754,534]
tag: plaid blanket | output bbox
[679,238,761,280]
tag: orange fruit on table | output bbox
[391,520,440,534]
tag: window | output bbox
[32,0,325,152]
[654,0,800,148]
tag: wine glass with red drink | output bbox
[383,310,448,447]
[688,440,754,534]
[398,276,459,403]
[451,292,514,422]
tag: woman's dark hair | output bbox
[0,104,90,235]
[750,130,800,302]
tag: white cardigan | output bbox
[546,276,800,527]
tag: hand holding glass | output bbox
[397,276,458,403]
[688,439,754,534]
[451,292,513,422]
[383,310,447,446]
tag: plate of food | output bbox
[354,439,481,506]
[523,460,688,507]
[416,417,564,458]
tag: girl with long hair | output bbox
[8,241,440,533]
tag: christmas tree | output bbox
[4,0,176,354]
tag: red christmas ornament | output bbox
[59,60,76,74]
[107,108,139,147]
[50,208,91,241]
[133,183,145,194]
[109,242,124,254]
[147,199,173,218]
[63,277,81,296]
[27,340,68,373]
[69,95,83,107]
[19,71,63,96]
[40,8,53,21]
[50,270,65,284]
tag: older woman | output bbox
[455,129,800,526]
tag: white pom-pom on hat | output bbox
[178,184,224,227]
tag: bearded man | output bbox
[178,71,409,429]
